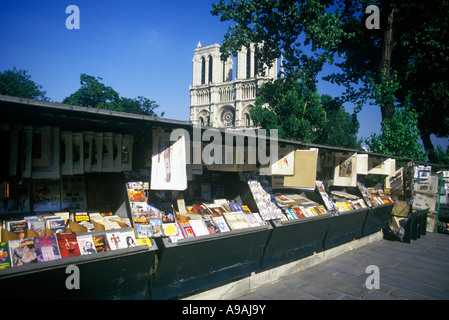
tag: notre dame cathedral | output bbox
[189,42,278,129]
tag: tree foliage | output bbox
[63,74,164,117]
[0,67,49,101]
[365,106,427,162]
[250,78,359,148]
[212,0,344,89]
[212,0,449,163]
[325,0,449,162]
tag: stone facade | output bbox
[189,42,277,129]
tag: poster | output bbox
[32,180,61,212]
[333,153,357,187]
[283,149,318,190]
[151,130,187,190]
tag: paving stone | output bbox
[232,233,449,300]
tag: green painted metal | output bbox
[150,225,272,300]
[0,241,157,300]
[261,215,331,270]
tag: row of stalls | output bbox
[0,95,446,300]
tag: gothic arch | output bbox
[201,57,206,85]
[241,104,254,127]
[197,109,210,125]
[208,55,213,84]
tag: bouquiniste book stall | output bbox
[0,96,409,300]
[0,97,162,299]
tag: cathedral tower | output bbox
[189,42,277,129]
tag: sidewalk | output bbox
[235,232,449,300]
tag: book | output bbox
[203,203,227,216]
[245,213,266,226]
[106,232,125,250]
[46,218,66,234]
[92,234,110,252]
[189,219,210,236]
[212,216,231,232]
[74,212,90,223]
[136,237,153,247]
[27,218,46,237]
[34,235,61,262]
[150,219,163,237]
[201,215,221,234]
[9,238,38,267]
[229,202,244,213]
[119,230,138,248]
[0,241,11,269]
[213,199,231,212]
[178,221,196,238]
[223,212,251,230]
[7,220,27,239]
[135,224,153,239]
[77,234,97,255]
[56,232,81,258]
[163,223,184,242]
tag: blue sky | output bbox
[0,0,447,150]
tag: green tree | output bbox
[250,78,360,148]
[211,0,344,90]
[434,146,449,166]
[321,94,360,149]
[365,106,427,161]
[250,78,326,143]
[0,67,49,101]
[325,0,449,162]
[63,74,164,117]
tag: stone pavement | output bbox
[235,232,449,300]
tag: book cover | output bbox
[119,230,138,248]
[212,216,231,232]
[7,220,27,239]
[0,241,11,269]
[32,179,61,212]
[47,218,66,234]
[27,218,46,237]
[92,234,110,252]
[163,223,184,242]
[9,238,38,267]
[136,237,153,247]
[56,232,81,258]
[189,219,210,236]
[106,232,124,250]
[135,224,153,239]
[229,202,244,212]
[34,235,61,262]
[77,234,97,255]
[178,221,196,238]
[245,213,265,226]
[202,215,221,234]
[150,219,164,237]
[223,212,251,230]
[204,203,227,216]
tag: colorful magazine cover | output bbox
[34,235,61,262]
[77,234,97,255]
[9,238,39,267]
[56,232,81,258]
[0,241,11,269]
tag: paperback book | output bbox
[56,232,81,258]
[34,235,61,262]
